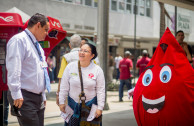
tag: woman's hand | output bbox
[59,104,66,113]
[95,109,102,118]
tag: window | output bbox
[65,0,73,2]
[109,0,151,17]
[75,0,83,4]
[85,0,92,6]
[139,0,145,16]
[119,0,125,12]
[146,0,151,17]
[111,0,117,11]
[140,0,145,6]
[133,0,138,15]
[94,0,98,7]
[126,0,132,13]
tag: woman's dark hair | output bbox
[81,38,88,42]
[84,42,98,60]
[28,13,48,28]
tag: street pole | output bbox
[97,0,109,110]
[175,6,177,36]
[133,0,137,86]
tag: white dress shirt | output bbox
[59,61,105,110]
[6,28,46,100]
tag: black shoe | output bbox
[119,99,123,102]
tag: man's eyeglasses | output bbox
[79,49,91,53]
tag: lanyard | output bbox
[24,30,42,61]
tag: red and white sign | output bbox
[0,13,23,27]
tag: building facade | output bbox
[0,0,194,57]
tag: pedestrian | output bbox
[3,91,9,126]
[47,53,55,83]
[56,34,81,105]
[119,51,133,102]
[6,13,50,126]
[81,38,88,47]
[136,50,151,76]
[108,54,114,84]
[114,54,122,81]
[175,30,192,63]
[59,42,105,125]
[0,65,9,126]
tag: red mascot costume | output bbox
[133,28,194,126]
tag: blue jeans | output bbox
[116,68,120,80]
[3,91,9,125]
[119,79,132,100]
[48,68,54,82]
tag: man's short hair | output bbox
[28,13,48,28]
[70,34,81,48]
[175,30,184,36]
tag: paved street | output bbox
[8,83,137,126]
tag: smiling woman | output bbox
[59,42,105,126]
[79,43,97,67]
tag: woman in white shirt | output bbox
[59,42,105,125]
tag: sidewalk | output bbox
[8,83,137,126]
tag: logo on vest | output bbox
[88,73,94,79]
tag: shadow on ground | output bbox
[45,110,137,126]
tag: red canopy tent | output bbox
[0,12,24,125]
[24,16,67,58]
[0,12,24,96]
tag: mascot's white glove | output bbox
[127,88,135,99]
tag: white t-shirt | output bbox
[115,56,123,69]
[59,61,105,110]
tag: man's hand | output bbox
[128,88,135,99]
[95,109,102,118]
[59,104,66,113]
[56,79,61,106]
[14,98,24,108]
[180,42,188,52]
[44,101,46,107]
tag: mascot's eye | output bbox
[160,65,172,83]
[142,69,153,86]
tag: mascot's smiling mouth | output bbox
[142,95,165,114]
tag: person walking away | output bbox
[114,54,122,81]
[6,13,50,126]
[136,50,151,76]
[56,34,81,105]
[108,54,114,84]
[119,51,133,102]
